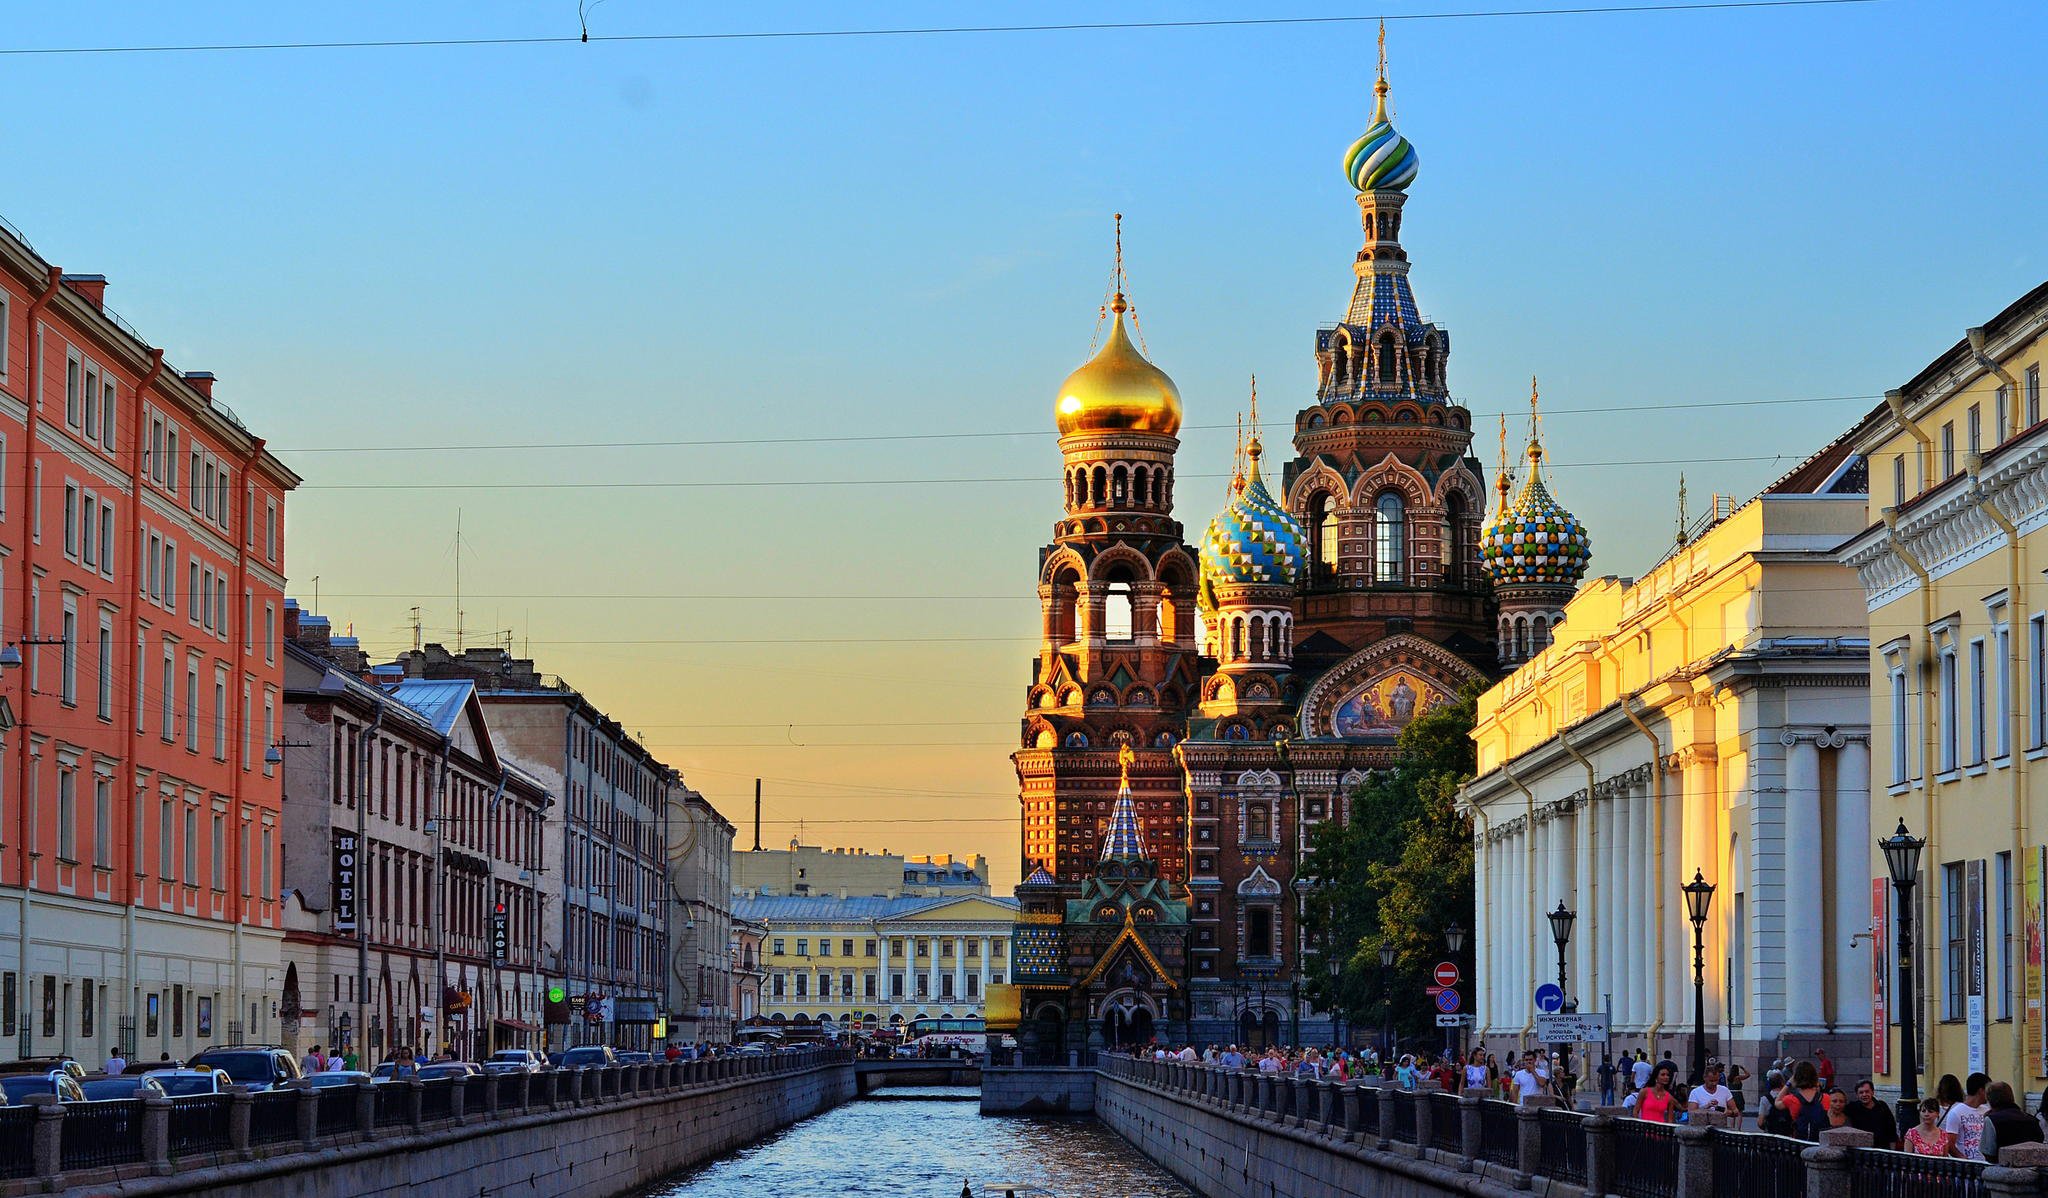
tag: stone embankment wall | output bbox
[32,1055,855,1198]
[979,1066,1097,1114]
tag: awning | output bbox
[493,1018,539,1033]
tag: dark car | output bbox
[0,1070,86,1104]
[559,1046,618,1069]
[186,1047,302,1093]
[79,1075,168,1101]
[616,1051,652,1065]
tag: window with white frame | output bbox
[183,805,197,882]
[2031,612,2048,750]
[159,798,174,879]
[99,378,113,448]
[1944,861,1966,1017]
[96,613,112,720]
[184,662,199,752]
[65,354,80,427]
[0,292,10,379]
[56,769,75,862]
[1970,638,1988,766]
[1890,661,1911,783]
[1993,605,2012,761]
[80,494,95,568]
[160,650,175,739]
[98,502,112,579]
[62,484,77,557]
[162,539,176,611]
[213,672,227,760]
[2029,365,2042,428]
[59,604,76,706]
[210,813,224,891]
[1938,635,1960,774]
[93,777,110,869]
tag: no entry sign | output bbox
[1433,961,1460,988]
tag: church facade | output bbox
[1010,39,1593,1055]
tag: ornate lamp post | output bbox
[1681,870,1715,1085]
[1881,819,1925,1133]
[1547,902,1574,1087]
[1444,921,1466,1061]
[1378,941,1396,1066]
[1327,954,1344,1048]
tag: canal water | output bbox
[640,1086,1192,1198]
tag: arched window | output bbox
[1248,615,1265,661]
[1378,333,1398,384]
[1230,617,1244,661]
[1091,466,1106,507]
[1134,468,1149,507]
[1111,465,1128,506]
[1267,617,1280,659]
[1373,493,1405,582]
[1105,581,1134,642]
[1445,494,1470,586]
[1307,494,1338,583]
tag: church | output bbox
[1009,35,1593,1056]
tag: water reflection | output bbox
[641,1087,1190,1198]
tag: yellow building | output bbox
[1462,451,1870,1070]
[1837,280,2048,1092]
[732,893,1017,1034]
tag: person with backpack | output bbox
[1784,1060,1831,1141]
[1978,1082,2043,1162]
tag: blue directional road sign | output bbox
[1435,989,1462,1014]
[1534,983,1565,1014]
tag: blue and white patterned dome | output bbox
[1200,442,1305,590]
[1482,452,1591,588]
[1344,83,1418,193]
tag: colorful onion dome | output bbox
[1055,298,1183,437]
[1200,438,1304,589]
[1344,80,1418,193]
[1482,443,1591,589]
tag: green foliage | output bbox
[1301,685,1479,1047]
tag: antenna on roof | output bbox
[454,508,466,652]
[409,606,423,652]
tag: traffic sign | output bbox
[1533,983,1565,1014]
[1425,985,1447,996]
[1434,988,1461,1014]
[1434,961,1460,987]
[1533,1012,1609,1043]
[1434,1014,1473,1027]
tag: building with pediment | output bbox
[1014,34,1548,1049]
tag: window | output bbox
[1890,665,1910,783]
[1373,493,1405,582]
[772,974,785,998]
[1994,613,2012,761]
[160,651,175,739]
[56,770,75,862]
[62,484,77,557]
[795,939,808,957]
[59,605,76,706]
[1893,455,1905,506]
[162,539,177,611]
[80,495,94,566]
[1996,388,2010,445]
[843,939,855,957]
[93,778,110,869]
[214,675,227,760]
[1939,639,1959,774]
[2028,365,2041,429]
[1104,581,1133,642]
[794,974,807,998]
[210,814,224,891]
[96,614,112,719]
[2032,614,2048,749]
[1970,639,1987,765]
[185,662,199,752]
[65,355,80,426]
[265,500,277,562]
[1246,801,1271,842]
[1942,422,1956,478]
[263,604,276,664]
[100,380,113,448]
[1247,907,1274,958]
[0,293,9,378]
[1944,862,1966,1019]
[159,799,174,879]
[184,805,198,882]
[261,827,273,898]
[819,939,832,957]
[1968,403,1982,456]
[99,504,113,578]
[84,366,99,439]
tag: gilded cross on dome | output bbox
[1118,741,1135,788]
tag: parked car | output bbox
[144,1068,236,1098]
[616,1051,652,1065]
[486,1049,545,1074]
[371,1060,480,1082]
[0,1070,86,1104]
[79,1074,168,1101]
[559,1046,618,1069]
[186,1047,303,1093]
[305,1070,371,1090]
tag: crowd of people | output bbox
[1126,1040,2048,1161]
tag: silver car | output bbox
[144,1068,235,1098]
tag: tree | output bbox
[1301,685,1478,1051]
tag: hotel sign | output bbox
[333,832,360,934]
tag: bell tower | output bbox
[1015,219,1200,885]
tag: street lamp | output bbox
[1444,921,1467,1062]
[1378,941,1396,1067]
[1682,870,1715,1085]
[1881,819,1926,1133]
[1547,902,1574,1091]
[1327,954,1343,1049]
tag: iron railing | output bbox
[0,1105,34,1178]
[249,1090,301,1146]
[462,1075,487,1113]
[1613,1118,1679,1198]
[495,1072,525,1110]
[1712,1129,1806,1198]
[418,1078,454,1122]
[166,1094,232,1159]
[373,1084,409,1128]
[1479,1099,1519,1166]
[1390,1090,1418,1144]
[1431,1092,1462,1151]
[59,1099,146,1169]
[316,1086,358,1136]
[1848,1146,1988,1198]
[1539,1109,1589,1185]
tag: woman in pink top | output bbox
[1904,1098,1957,1157]
[1636,1062,1680,1124]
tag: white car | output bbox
[143,1068,235,1098]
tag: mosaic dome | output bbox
[1199,443,1305,589]
[1344,84,1419,193]
[1481,454,1591,588]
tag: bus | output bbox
[904,1017,1003,1058]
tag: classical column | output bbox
[1476,830,1493,1032]
[1783,735,1826,1028]
[1597,793,1618,1024]
[978,936,991,999]
[953,937,966,1006]
[926,939,939,1006]
[1832,738,1873,1027]
[1664,763,1686,1024]
[1629,782,1650,1030]
[1574,796,1594,1004]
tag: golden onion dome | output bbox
[1054,303,1183,437]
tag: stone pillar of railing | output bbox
[1515,1096,1562,1188]
[137,1091,171,1174]
[1251,1073,1271,1119]
[1339,1083,1364,1143]
[1323,1080,1345,1137]
[1674,1123,1714,1198]
[1988,1141,2048,1198]
[1802,1128,1860,1198]
[482,1071,500,1119]
[228,1084,254,1159]
[27,1095,64,1186]
[1584,1111,1617,1198]
[1227,1069,1244,1112]
[1412,1082,1438,1154]
[450,1075,468,1123]
[1374,1081,1396,1151]
[295,1080,319,1148]
[355,1078,378,1141]
[1275,1073,1295,1123]
[404,1078,426,1131]
[1287,1075,1308,1128]
[1459,1089,1487,1170]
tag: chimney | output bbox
[283,599,302,640]
[63,274,107,308]
[182,371,216,399]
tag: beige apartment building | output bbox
[1462,457,1870,1072]
[733,843,989,900]
[1838,280,2048,1091]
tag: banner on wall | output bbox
[2030,848,2046,1079]
[1968,859,1987,1076]
[1872,878,1889,1076]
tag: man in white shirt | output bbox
[1176,1044,1198,1062]
[1687,1063,1734,1115]
[1631,1052,1653,1092]
[103,1047,127,1076]
[1942,1073,1991,1159]
[1512,1053,1545,1104]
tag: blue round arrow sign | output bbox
[1534,983,1565,1014]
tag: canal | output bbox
[641,1086,1192,1198]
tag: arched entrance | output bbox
[1032,1005,1065,1066]
[1238,1006,1280,1050]
[1100,992,1158,1050]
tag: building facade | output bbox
[732,893,1017,1033]
[730,915,766,1027]
[733,843,992,900]
[667,786,735,1044]
[1462,449,1870,1071]
[278,612,548,1061]
[1012,40,1501,1049]
[390,645,677,1052]
[1837,280,2048,1092]
[0,225,299,1065]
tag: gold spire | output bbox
[1231,414,1246,495]
[1110,212,1128,315]
[1117,741,1135,789]
[1372,19,1391,122]
[1495,413,1513,513]
[1056,214,1182,437]
[1525,376,1546,472]
[1676,473,1689,547]
[1245,374,1265,480]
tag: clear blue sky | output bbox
[4,1,2039,883]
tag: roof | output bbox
[384,679,477,738]
[732,893,1017,923]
